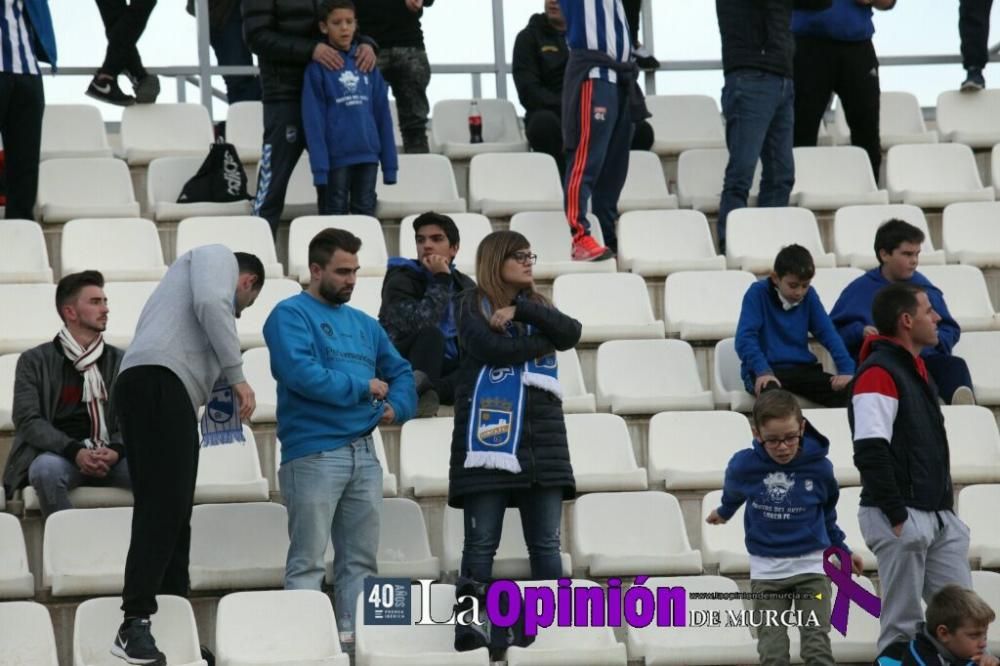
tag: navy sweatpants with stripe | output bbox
[563,78,633,252]
[253,99,306,235]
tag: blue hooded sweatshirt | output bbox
[792,0,877,42]
[301,44,398,186]
[716,423,850,559]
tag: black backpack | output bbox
[178,140,251,204]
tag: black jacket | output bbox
[356,0,434,49]
[512,13,567,118]
[378,262,475,344]
[715,0,832,77]
[448,292,581,508]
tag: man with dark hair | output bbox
[850,282,972,651]
[3,270,131,517]
[111,246,262,666]
[264,227,415,656]
[831,219,975,404]
[378,212,475,415]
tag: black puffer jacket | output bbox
[716,0,832,77]
[243,0,321,101]
[512,12,567,118]
[448,291,581,508]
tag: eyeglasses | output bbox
[761,434,802,448]
[508,251,538,265]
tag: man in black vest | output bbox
[849,283,972,652]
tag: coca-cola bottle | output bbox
[468,100,483,144]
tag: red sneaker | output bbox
[571,234,615,261]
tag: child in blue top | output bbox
[302,0,398,217]
[735,244,855,407]
[707,389,863,666]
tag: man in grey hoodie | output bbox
[109,246,265,666]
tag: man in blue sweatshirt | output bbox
[830,219,975,405]
[736,244,855,407]
[263,227,415,654]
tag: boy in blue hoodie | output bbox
[707,389,863,666]
[302,0,398,216]
[736,244,855,407]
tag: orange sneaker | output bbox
[571,234,614,261]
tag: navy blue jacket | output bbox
[792,0,879,41]
[23,0,56,68]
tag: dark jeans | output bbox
[392,327,460,405]
[209,0,261,105]
[117,366,200,618]
[377,47,431,152]
[753,363,849,408]
[0,73,43,220]
[623,0,641,46]
[320,163,378,216]
[925,354,974,404]
[960,0,994,71]
[718,70,795,248]
[253,100,306,233]
[95,0,157,78]
[527,109,653,182]
[461,486,564,582]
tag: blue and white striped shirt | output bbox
[1,0,39,75]
[558,0,632,83]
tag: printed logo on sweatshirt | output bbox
[762,471,795,504]
[339,70,360,94]
[321,322,335,337]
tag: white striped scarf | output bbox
[57,327,109,447]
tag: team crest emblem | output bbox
[763,471,795,504]
[534,354,557,369]
[489,366,515,383]
[805,479,814,491]
[476,398,514,447]
[321,322,334,337]
[593,106,607,121]
[285,125,298,143]
[206,389,235,424]
[339,70,360,93]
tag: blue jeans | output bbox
[279,435,382,634]
[321,163,378,216]
[461,486,564,581]
[27,451,131,518]
[718,70,796,247]
[209,0,261,105]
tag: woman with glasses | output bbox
[447,230,581,654]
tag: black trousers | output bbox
[0,73,44,221]
[252,99,308,234]
[793,36,882,177]
[117,366,200,618]
[763,363,849,408]
[960,0,994,71]
[393,327,460,405]
[94,0,157,78]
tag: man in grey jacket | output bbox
[110,246,264,666]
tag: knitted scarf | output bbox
[57,327,109,447]
[201,377,246,446]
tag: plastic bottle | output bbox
[468,100,483,144]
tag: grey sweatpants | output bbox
[859,506,972,652]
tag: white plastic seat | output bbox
[189,502,290,591]
[242,347,276,423]
[147,156,253,221]
[936,89,1000,148]
[942,201,1000,268]
[74,595,207,666]
[0,284,62,353]
[788,576,881,664]
[791,146,889,209]
[22,483,133,513]
[810,268,865,314]
[886,143,995,207]
[0,513,33,599]
[225,101,263,163]
[571,491,702,576]
[646,95,725,155]
[664,271,756,341]
[1,602,58,664]
[431,99,527,160]
[0,219,52,283]
[725,207,836,273]
[267,152,319,220]
[917,265,999,331]
[351,276,383,319]
[399,417,452,497]
[832,91,938,148]
[389,99,405,150]
[509,212,617,279]
[713,337,756,412]
[235,278,303,349]
[0,353,18,430]
[377,498,440,578]
[596,339,713,413]
[801,408,861,486]
[699,490,750,574]
[833,204,945,269]
[194,425,269,503]
[120,103,215,165]
[61,218,167,281]
[959,484,1000,567]
[617,210,726,276]
[467,152,563,216]
[992,145,1000,195]
[37,158,140,223]
[399,212,492,277]
[972,570,1000,655]
[288,215,388,282]
[556,348,596,413]
[942,405,1000,484]
[834,487,878,570]
[43,506,132,595]
[565,413,647,492]
[40,104,113,160]
[376,153,466,219]
[954,331,1000,405]
[676,148,760,213]
[102,281,158,348]
[175,216,283,278]
[618,150,679,212]
[553,273,663,343]
[648,411,753,491]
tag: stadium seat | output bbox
[399,417,452,497]
[36,158,140,223]
[0,513,33,599]
[618,150,679,212]
[225,101,264,163]
[992,145,1000,195]
[699,490,749,574]
[713,337,757,412]
[571,491,702,576]
[553,273,664,343]
[74,595,207,666]
[917,264,999,331]
[61,218,167,281]
[189,502,290,591]
[942,201,1000,268]
[102,281,158,348]
[664,271,756,341]
[810,267,865,314]
[175,216,284,278]
[565,413,647,492]
[376,498,440,578]
[194,425,269,503]
[242,347,276,423]
[801,408,861,486]
[617,210,726,276]
[120,103,215,165]
[959,484,1000,567]
[235,278,303,348]
[788,576,881,664]
[216,590,350,666]
[675,148,760,213]
[942,405,1000,484]
[0,601,59,665]
[43,506,131,595]
[595,339,713,413]
[831,91,938,148]
[0,284,62,354]
[0,219,52,283]
[40,103,113,160]
[936,89,1000,148]
[645,95,726,155]
[467,153,563,217]
[971,570,1000,655]
[350,276,384,319]
[833,204,945,269]
[509,212,617,279]
[376,154,466,219]
[147,156,253,221]
[275,431,397,498]
[954,331,1000,405]
[725,207,836,273]
[431,99,527,160]
[791,146,889,209]
[886,143,995,207]
[626,575,758,665]
[389,99,405,150]
[0,353,17,430]
[275,153,320,220]
[556,348,596,413]
[398,213,492,276]
[22,481,133,513]
[648,411,752,491]
[288,215,388,282]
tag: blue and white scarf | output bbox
[201,377,246,447]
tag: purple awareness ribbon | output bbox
[823,546,882,636]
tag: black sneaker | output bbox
[125,70,161,104]
[961,68,986,92]
[111,618,166,665]
[633,45,660,71]
[86,76,136,107]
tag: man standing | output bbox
[88,0,160,105]
[850,283,972,651]
[3,271,130,517]
[264,228,415,655]
[111,247,263,666]
[959,0,993,91]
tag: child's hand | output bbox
[850,552,864,575]
[830,374,853,391]
[706,510,727,525]
[972,654,999,666]
[863,325,879,338]
[754,374,780,396]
